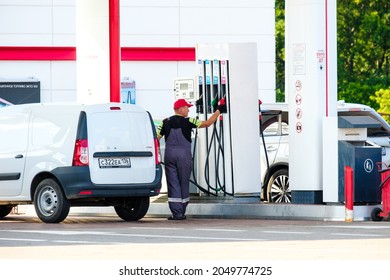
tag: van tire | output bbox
[0,205,13,218]
[34,178,70,223]
[114,197,150,221]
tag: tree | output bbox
[275,0,285,102]
[337,0,390,108]
[370,87,390,122]
[275,0,390,109]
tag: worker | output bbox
[157,98,226,220]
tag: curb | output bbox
[19,201,379,221]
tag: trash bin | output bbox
[338,116,382,204]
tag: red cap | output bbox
[174,99,193,109]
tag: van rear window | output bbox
[89,111,153,152]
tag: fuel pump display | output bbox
[174,78,195,102]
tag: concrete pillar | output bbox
[76,0,110,104]
[285,0,337,203]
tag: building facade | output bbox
[0,0,275,118]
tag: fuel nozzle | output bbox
[258,99,263,120]
[211,97,218,112]
[195,95,204,114]
[217,97,227,113]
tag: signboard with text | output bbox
[0,81,40,106]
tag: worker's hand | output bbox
[217,98,227,113]
[195,96,204,113]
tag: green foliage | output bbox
[370,88,390,122]
[275,0,285,102]
[275,0,390,106]
[337,0,390,106]
[338,82,383,109]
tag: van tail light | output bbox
[73,139,89,166]
[154,138,161,165]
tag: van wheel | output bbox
[0,205,13,218]
[371,207,383,222]
[34,178,70,223]
[267,168,291,203]
[114,197,150,221]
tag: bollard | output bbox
[344,166,354,222]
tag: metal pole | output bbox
[344,166,354,222]
[109,0,120,102]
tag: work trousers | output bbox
[164,131,192,218]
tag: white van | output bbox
[0,103,162,223]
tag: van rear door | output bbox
[87,104,156,184]
[0,107,29,196]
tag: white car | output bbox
[260,101,390,203]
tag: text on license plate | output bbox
[98,157,131,168]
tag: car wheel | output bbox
[114,197,150,221]
[34,178,70,223]
[0,205,13,218]
[267,168,291,203]
[371,207,383,222]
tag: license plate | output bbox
[98,157,131,168]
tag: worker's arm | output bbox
[198,109,221,128]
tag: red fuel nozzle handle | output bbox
[217,98,227,113]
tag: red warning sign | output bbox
[317,50,325,63]
[295,94,302,106]
[295,80,302,91]
[296,108,302,119]
[296,122,302,133]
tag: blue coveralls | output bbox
[158,115,200,218]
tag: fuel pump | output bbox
[174,43,262,199]
[195,43,262,198]
[194,56,230,196]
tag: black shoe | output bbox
[167,215,186,220]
